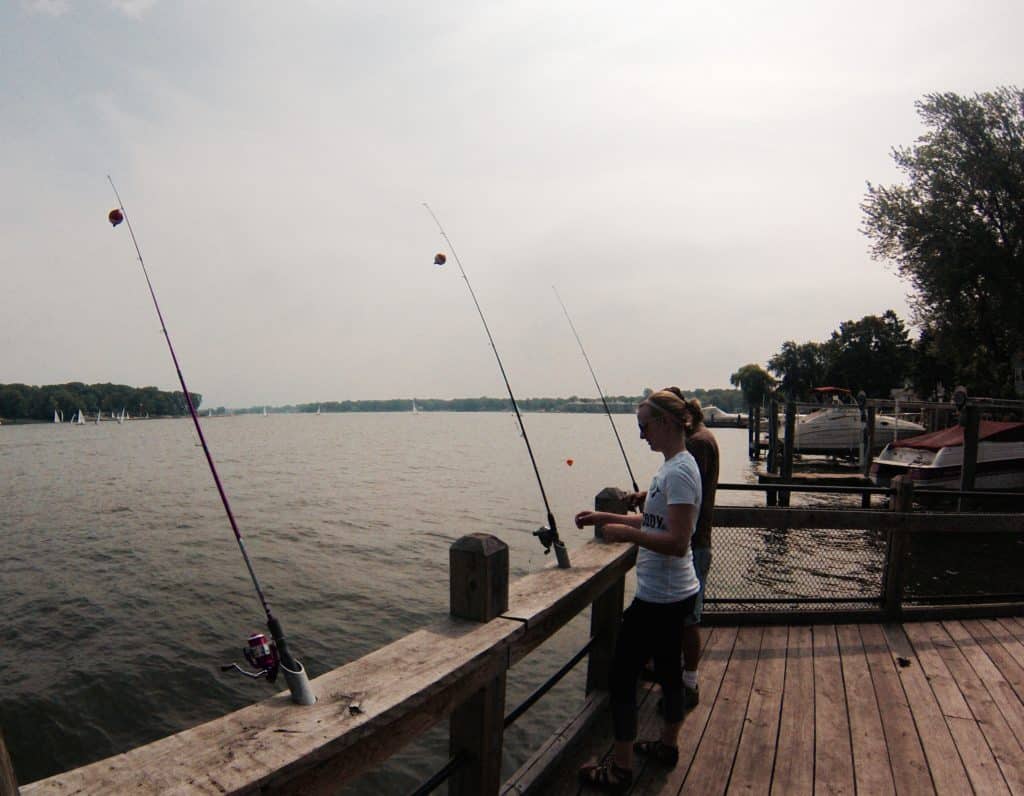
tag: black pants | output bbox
[610,595,696,742]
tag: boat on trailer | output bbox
[871,419,1024,489]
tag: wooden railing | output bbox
[7,483,1022,796]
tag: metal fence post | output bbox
[449,534,509,796]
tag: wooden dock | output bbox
[533,618,1024,795]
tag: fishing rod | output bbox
[106,176,314,704]
[553,287,640,494]
[424,203,570,568]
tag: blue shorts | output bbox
[684,547,712,626]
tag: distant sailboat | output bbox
[263,407,268,417]
[74,409,86,425]
[54,409,62,423]
[316,406,321,416]
[95,410,101,425]
[118,408,125,424]
[412,398,419,414]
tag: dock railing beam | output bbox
[780,402,796,507]
[449,534,510,796]
[958,404,980,512]
[587,488,629,694]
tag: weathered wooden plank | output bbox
[858,624,933,795]
[880,623,974,795]
[834,625,895,795]
[944,717,1011,796]
[900,622,973,720]
[771,626,814,796]
[676,626,761,795]
[983,618,1024,669]
[503,540,637,665]
[812,625,854,796]
[23,617,525,795]
[727,624,787,795]
[967,619,1024,703]
[927,621,1024,794]
[943,620,1024,748]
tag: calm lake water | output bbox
[0,413,848,790]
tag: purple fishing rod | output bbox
[107,176,314,703]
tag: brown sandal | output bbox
[578,760,633,793]
[633,739,680,767]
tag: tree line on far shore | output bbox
[732,87,1024,408]
[238,387,746,416]
[0,382,202,421]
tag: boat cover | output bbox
[891,420,1024,450]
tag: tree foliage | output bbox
[729,364,776,407]
[767,341,828,400]
[0,382,200,421]
[861,87,1024,396]
[822,311,914,397]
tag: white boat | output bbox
[871,421,1024,490]
[74,409,86,425]
[788,404,925,455]
[412,399,419,414]
[702,405,745,427]
[316,406,321,416]
[263,407,268,417]
[117,408,125,424]
[54,409,63,423]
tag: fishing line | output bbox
[553,286,640,494]
[424,203,570,568]
[107,176,313,702]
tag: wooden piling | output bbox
[780,402,796,508]
[861,406,876,507]
[958,405,980,512]
[449,534,510,795]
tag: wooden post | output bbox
[747,405,755,459]
[753,405,763,461]
[587,489,627,694]
[0,729,18,796]
[780,402,796,508]
[861,406,876,508]
[767,399,778,473]
[448,534,509,796]
[450,534,509,622]
[959,405,980,512]
[883,476,913,618]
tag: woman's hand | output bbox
[574,510,604,529]
[624,491,647,512]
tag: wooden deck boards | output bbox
[544,617,1024,796]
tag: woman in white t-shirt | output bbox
[574,387,701,793]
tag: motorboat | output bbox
[701,405,746,427]
[772,387,922,455]
[871,420,1024,489]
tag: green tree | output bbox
[729,364,776,408]
[767,341,828,400]
[861,87,1024,396]
[823,311,914,397]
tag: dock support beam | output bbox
[449,534,510,796]
[883,476,913,619]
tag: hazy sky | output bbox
[2,1,1021,407]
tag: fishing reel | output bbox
[221,632,280,683]
[533,526,571,569]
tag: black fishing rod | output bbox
[107,176,314,704]
[424,203,570,568]
[553,286,640,494]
